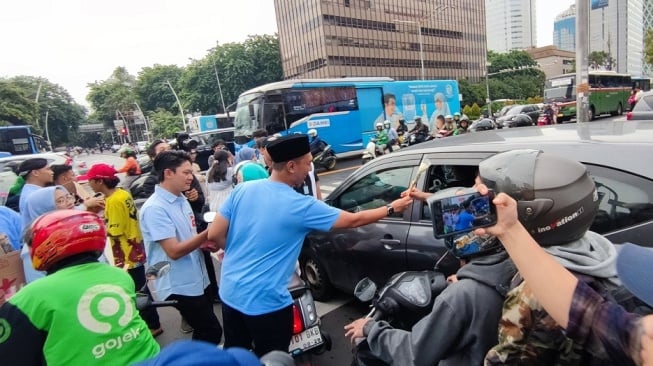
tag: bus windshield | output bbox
[234,92,263,138]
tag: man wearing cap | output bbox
[12,158,54,229]
[208,134,413,356]
[84,163,163,337]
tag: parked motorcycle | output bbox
[202,212,331,365]
[313,144,337,171]
[351,271,448,366]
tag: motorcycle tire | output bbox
[323,156,337,170]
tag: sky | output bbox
[1,0,573,106]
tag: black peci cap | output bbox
[265,134,310,163]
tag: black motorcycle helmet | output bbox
[470,118,495,132]
[479,149,599,247]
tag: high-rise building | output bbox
[588,0,646,76]
[485,0,537,53]
[273,0,487,82]
[553,5,575,52]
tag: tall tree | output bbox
[148,108,183,139]
[644,28,653,67]
[134,64,184,113]
[2,76,85,145]
[0,80,37,127]
[87,67,137,129]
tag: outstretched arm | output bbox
[475,189,577,328]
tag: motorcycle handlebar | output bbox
[149,300,178,308]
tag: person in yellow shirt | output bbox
[80,163,163,337]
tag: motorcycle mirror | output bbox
[203,212,217,223]
[353,277,377,302]
[145,261,171,280]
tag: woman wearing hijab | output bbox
[234,147,258,165]
[21,186,75,283]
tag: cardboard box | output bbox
[0,251,26,305]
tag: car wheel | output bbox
[588,107,595,121]
[300,253,333,301]
[616,103,623,116]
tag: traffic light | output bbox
[121,127,127,135]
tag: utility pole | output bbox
[576,0,589,123]
[210,53,228,113]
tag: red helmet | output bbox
[26,209,106,271]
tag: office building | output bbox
[485,0,537,52]
[273,0,487,82]
[553,5,575,52]
[589,0,646,75]
[526,46,575,79]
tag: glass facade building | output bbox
[485,0,537,53]
[553,5,575,52]
[273,0,487,82]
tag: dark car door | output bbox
[403,152,497,276]
[525,105,541,122]
[630,93,653,120]
[303,154,421,294]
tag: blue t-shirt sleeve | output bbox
[141,204,177,242]
[303,199,341,232]
[218,185,236,220]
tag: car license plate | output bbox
[289,325,323,354]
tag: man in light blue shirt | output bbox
[16,158,53,230]
[140,150,222,345]
[208,134,414,356]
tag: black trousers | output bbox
[167,287,223,344]
[202,250,219,300]
[222,302,293,357]
[128,266,160,329]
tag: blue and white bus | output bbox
[233,78,460,154]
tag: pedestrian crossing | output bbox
[320,184,338,197]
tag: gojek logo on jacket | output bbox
[76,284,140,359]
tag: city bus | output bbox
[188,112,234,133]
[233,78,461,154]
[544,71,631,121]
[632,76,651,92]
[0,126,49,157]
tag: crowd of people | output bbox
[1,130,652,366]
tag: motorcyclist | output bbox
[307,129,327,157]
[408,117,429,143]
[344,183,517,365]
[396,119,408,143]
[374,121,389,152]
[454,116,470,135]
[543,104,555,125]
[440,115,456,137]
[0,210,160,365]
[384,120,399,152]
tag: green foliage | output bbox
[1,76,85,146]
[134,65,184,113]
[179,35,283,115]
[149,109,183,139]
[588,51,615,70]
[0,80,37,126]
[87,67,137,129]
[470,103,481,119]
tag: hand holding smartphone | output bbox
[428,189,497,239]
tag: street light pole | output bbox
[166,80,187,132]
[393,19,425,80]
[133,102,150,140]
[485,62,492,117]
[208,51,228,113]
[44,108,51,148]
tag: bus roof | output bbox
[548,71,631,80]
[239,77,395,96]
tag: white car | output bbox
[136,141,149,154]
[0,152,87,176]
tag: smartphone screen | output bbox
[429,190,497,239]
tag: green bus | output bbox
[544,71,631,121]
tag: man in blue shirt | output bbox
[208,134,413,356]
[15,158,53,230]
[140,150,222,344]
[455,206,475,231]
